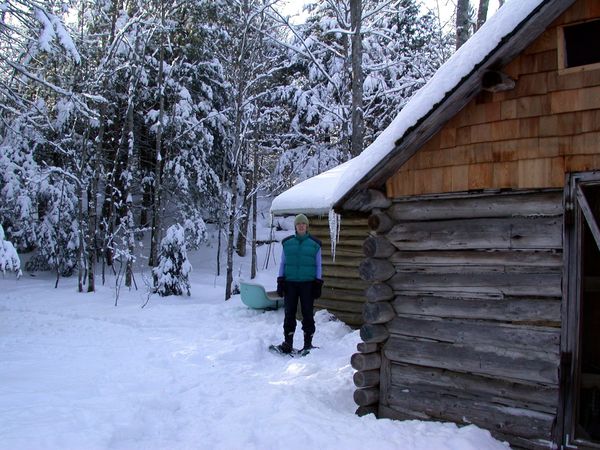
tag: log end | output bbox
[354,387,380,406]
[363,302,396,325]
[365,283,395,302]
[359,258,395,282]
[360,323,389,343]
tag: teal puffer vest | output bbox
[282,233,321,282]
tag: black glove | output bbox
[312,278,323,299]
[276,276,286,297]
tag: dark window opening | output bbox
[563,20,600,68]
[576,185,600,443]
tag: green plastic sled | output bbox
[240,281,282,310]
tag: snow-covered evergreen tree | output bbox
[153,224,191,297]
[0,116,40,251]
[0,224,22,278]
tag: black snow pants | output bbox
[283,280,315,338]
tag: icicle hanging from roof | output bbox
[328,209,341,262]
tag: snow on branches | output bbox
[153,224,192,297]
[0,224,22,278]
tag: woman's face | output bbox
[295,222,308,235]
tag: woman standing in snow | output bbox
[274,214,323,354]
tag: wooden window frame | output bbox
[562,171,600,449]
[558,19,600,76]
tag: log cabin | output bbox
[273,0,600,448]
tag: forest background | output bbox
[0,0,496,298]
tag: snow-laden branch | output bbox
[265,6,344,98]
[5,60,100,120]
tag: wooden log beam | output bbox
[354,369,381,388]
[315,308,362,328]
[378,404,429,421]
[322,265,360,279]
[386,217,562,251]
[388,191,562,222]
[322,247,365,258]
[321,287,365,302]
[387,316,560,357]
[351,352,382,371]
[363,236,396,258]
[343,189,392,212]
[359,258,395,282]
[365,283,394,302]
[354,387,380,406]
[388,249,563,268]
[316,298,364,314]
[384,337,559,384]
[368,212,394,234]
[324,277,370,290]
[313,227,371,238]
[311,217,368,227]
[322,256,364,268]
[390,263,561,276]
[393,295,561,324]
[389,363,559,410]
[324,239,367,248]
[360,323,389,343]
[363,302,395,324]
[388,271,562,297]
[385,385,554,440]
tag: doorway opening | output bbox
[564,174,600,448]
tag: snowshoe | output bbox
[269,343,295,356]
[269,344,317,357]
[298,345,319,357]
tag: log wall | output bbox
[309,214,370,328]
[352,190,563,449]
[386,0,600,197]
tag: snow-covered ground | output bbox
[0,209,510,450]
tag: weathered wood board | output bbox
[383,336,558,384]
[392,294,561,324]
[386,216,562,251]
[389,362,559,410]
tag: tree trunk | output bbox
[77,128,90,293]
[87,120,102,292]
[150,0,166,270]
[216,218,222,277]
[225,176,238,300]
[250,146,258,279]
[456,0,471,49]
[476,0,489,30]
[124,92,136,288]
[235,168,252,257]
[350,0,364,157]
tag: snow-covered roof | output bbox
[270,159,356,215]
[271,0,572,216]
